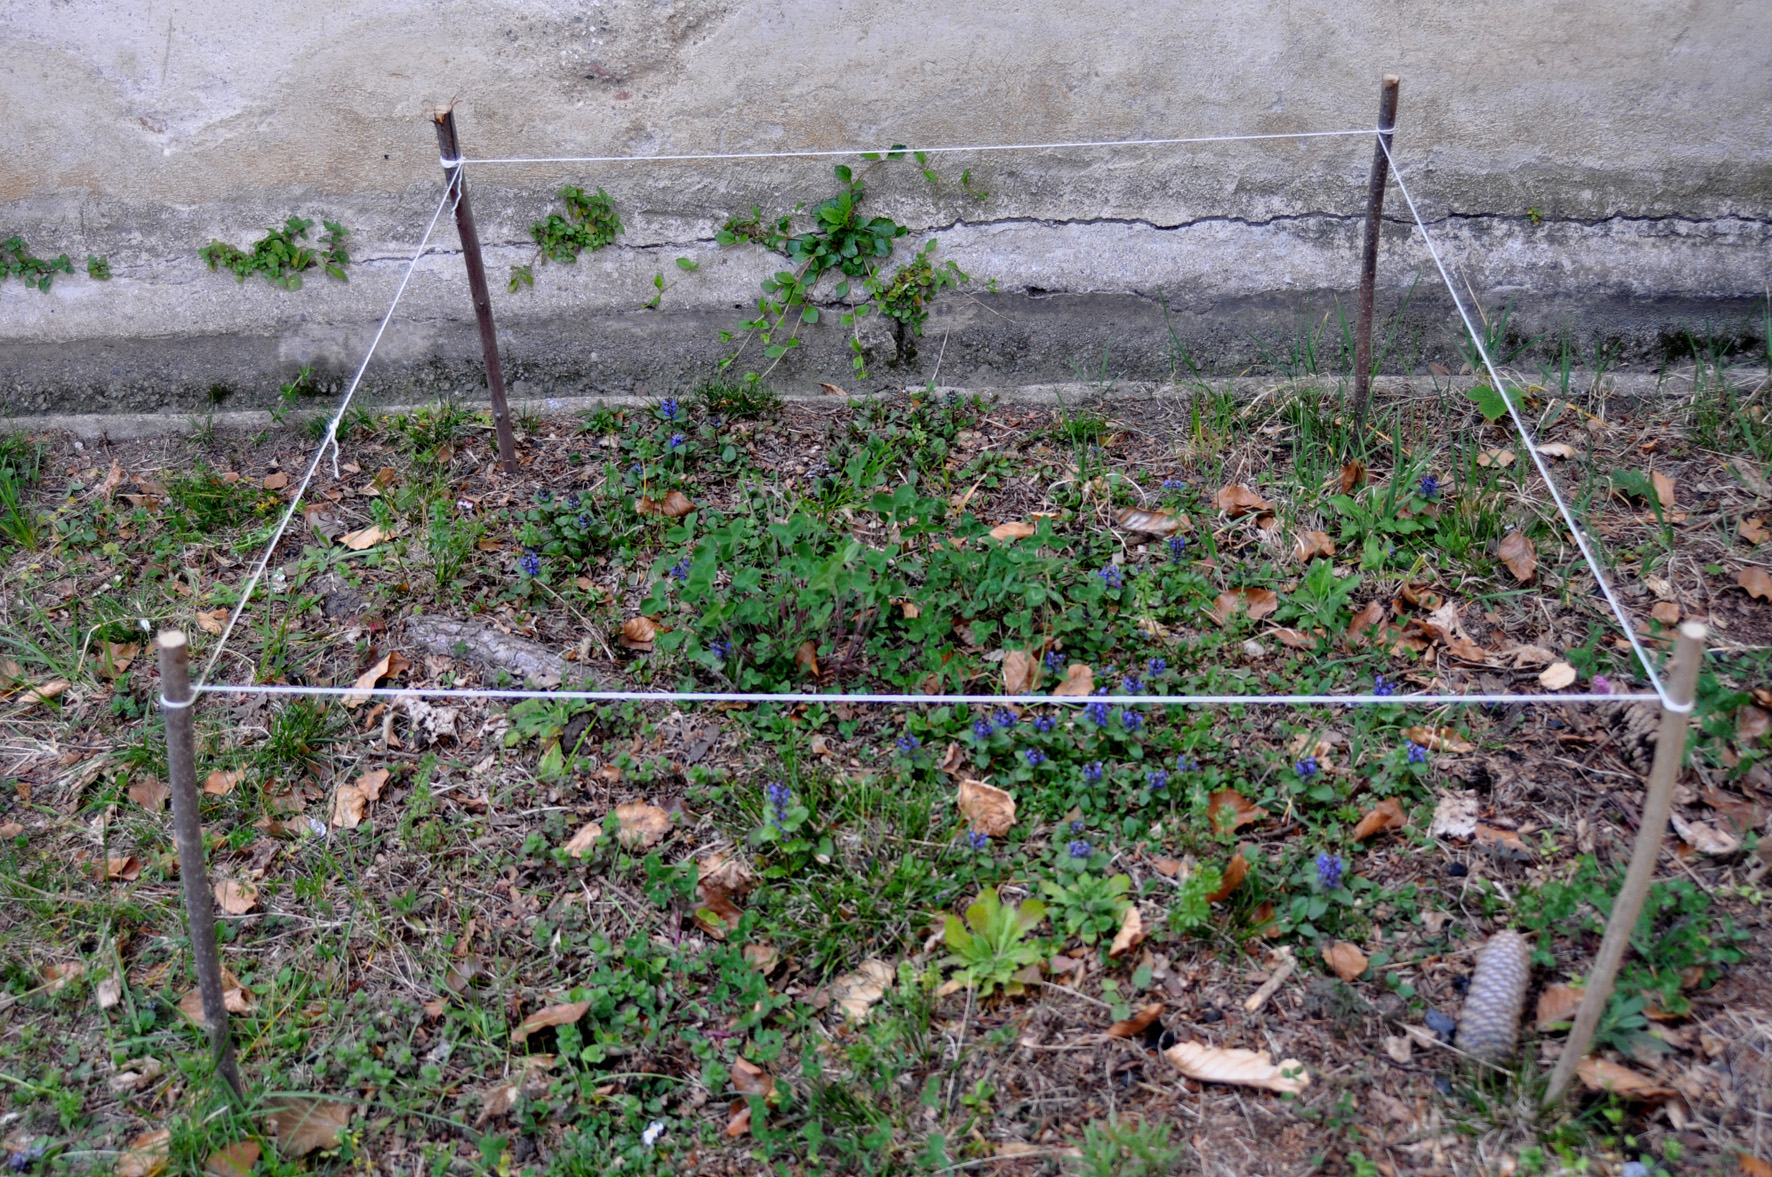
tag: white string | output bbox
[456,128,1378,168]
[194,683,1654,708]
[194,179,458,689]
[1376,137,1672,710]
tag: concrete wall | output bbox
[2,0,1769,414]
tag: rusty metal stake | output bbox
[434,107,520,476]
[157,630,246,1101]
[1544,621,1706,1105]
[1350,74,1400,437]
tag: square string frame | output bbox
[188,124,1671,717]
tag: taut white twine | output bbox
[1376,136,1674,711]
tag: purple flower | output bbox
[1032,715,1056,734]
[1082,761,1103,784]
[566,494,581,509]
[668,556,691,581]
[973,719,993,741]
[1295,756,1318,778]
[1167,535,1187,562]
[897,734,921,753]
[1418,474,1440,500]
[660,397,679,421]
[1316,853,1345,890]
[1176,755,1198,772]
[668,433,685,449]
[1098,566,1123,590]
[967,829,990,851]
[520,549,541,577]
[1070,819,1085,834]
[709,639,732,660]
[1024,748,1046,767]
[1161,478,1187,490]
[1146,769,1168,791]
[765,781,792,831]
[1043,650,1065,672]
[1068,840,1093,859]
[1373,674,1394,697]
[577,514,592,528]
[1121,675,1142,694]
[1147,657,1167,677]
[1406,742,1429,765]
[1591,674,1614,695]
[1121,710,1144,732]
[992,708,1018,731]
[1085,693,1110,727]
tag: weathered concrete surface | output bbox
[3,0,1769,415]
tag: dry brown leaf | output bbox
[1738,1154,1772,1177]
[987,520,1037,543]
[203,769,243,797]
[1107,905,1146,959]
[1539,661,1578,690]
[1577,1056,1674,1100]
[339,524,385,551]
[958,779,1016,836]
[96,641,139,680]
[1535,983,1584,1030]
[1351,797,1407,842]
[330,784,368,830]
[97,457,127,498]
[831,959,894,1021]
[818,382,845,395]
[618,615,659,651]
[1338,460,1367,494]
[695,851,755,938]
[937,742,966,775]
[1419,602,1489,662]
[613,801,672,848]
[214,879,258,915]
[1537,442,1576,459]
[176,979,252,1029]
[195,608,229,636]
[1051,663,1095,697]
[356,768,388,800]
[563,821,603,858]
[342,650,409,708]
[1322,941,1368,981]
[1164,1040,1309,1094]
[44,960,85,992]
[0,820,23,838]
[21,678,70,708]
[1001,650,1040,694]
[795,640,821,678]
[1651,600,1682,625]
[1477,448,1517,468]
[725,1100,753,1138]
[1475,824,1533,860]
[204,1140,260,1177]
[1344,601,1386,648]
[118,1128,172,1177]
[1741,567,1772,600]
[744,943,781,975]
[1116,507,1180,537]
[261,471,290,491]
[1209,789,1267,835]
[103,855,141,881]
[129,777,169,811]
[1293,530,1335,562]
[1405,725,1475,754]
[510,999,591,1044]
[1739,517,1769,545]
[660,490,694,518]
[1208,852,1249,903]
[1272,627,1320,650]
[97,974,123,1009]
[1651,470,1676,509]
[731,1056,776,1098]
[268,1098,353,1156]
[1429,792,1480,839]
[1214,485,1274,518]
[1207,588,1279,626]
[1671,812,1741,856]
[1498,531,1537,583]
[1106,1002,1164,1038]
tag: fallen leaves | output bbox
[1474,824,1533,860]
[1740,567,1772,601]
[1498,531,1537,583]
[1405,726,1475,754]
[1107,905,1146,959]
[1001,650,1041,693]
[1651,600,1682,625]
[1338,460,1367,494]
[635,490,695,518]
[695,850,756,939]
[1106,1001,1164,1038]
[510,999,591,1044]
[1050,663,1095,697]
[1115,507,1181,537]
[339,524,386,552]
[1164,1040,1310,1094]
[618,616,661,653]
[1652,470,1676,509]
[1293,530,1334,562]
[214,879,259,915]
[1322,941,1368,981]
[1418,602,1489,662]
[830,959,895,1022]
[330,769,388,830]
[988,520,1037,543]
[1213,485,1274,518]
[342,650,410,708]
[1209,790,1267,835]
[1476,448,1516,468]
[1428,792,1480,839]
[117,1128,172,1177]
[1576,1057,1674,1100]
[1536,442,1576,459]
[1671,812,1741,856]
[1740,517,1769,545]
[1206,587,1279,626]
[1539,661,1579,690]
[1208,852,1249,903]
[195,607,230,635]
[204,1141,260,1177]
[129,777,169,811]
[1535,983,1583,1030]
[957,779,1016,837]
[268,1098,354,1156]
[1351,798,1407,842]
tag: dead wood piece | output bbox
[404,617,566,688]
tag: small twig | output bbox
[1242,946,1296,1013]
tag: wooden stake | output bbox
[157,631,246,1101]
[434,107,520,476]
[1543,621,1706,1105]
[1350,74,1400,436]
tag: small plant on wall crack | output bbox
[199,217,350,289]
[508,185,623,291]
[644,256,699,309]
[2,236,75,292]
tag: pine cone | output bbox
[1613,702,1658,775]
[1455,930,1531,1062]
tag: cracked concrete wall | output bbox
[2,0,1769,414]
